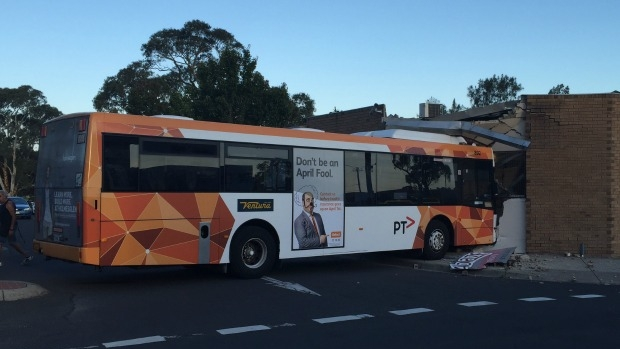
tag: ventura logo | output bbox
[238,199,274,212]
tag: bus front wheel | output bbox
[422,220,450,260]
[229,226,277,278]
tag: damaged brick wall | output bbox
[524,93,620,257]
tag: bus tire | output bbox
[229,226,276,279]
[422,220,450,260]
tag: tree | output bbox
[93,61,179,115]
[292,93,315,124]
[0,86,61,195]
[191,45,314,127]
[467,74,523,108]
[548,84,570,94]
[141,19,243,92]
[94,20,314,126]
[94,20,242,116]
[448,99,464,114]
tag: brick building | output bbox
[306,93,620,257]
[525,93,620,257]
[306,104,386,133]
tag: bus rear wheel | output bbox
[229,226,276,279]
[422,220,450,260]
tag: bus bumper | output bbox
[33,240,100,265]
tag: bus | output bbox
[33,112,497,278]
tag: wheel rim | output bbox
[428,229,445,252]
[241,237,268,269]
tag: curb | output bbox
[0,280,48,301]
[409,259,620,285]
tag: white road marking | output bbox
[103,336,166,348]
[390,308,434,315]
[313,314,374,324]
[572,294,605,299]
[262,276,321,296]
[458,301,497,307]
[519,297,555,302]
[217,325,270,335]
[78,292,610,348]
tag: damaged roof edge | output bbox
[384,118,531,150]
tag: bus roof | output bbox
[47,112,493,160]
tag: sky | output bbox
[2,0,619,118]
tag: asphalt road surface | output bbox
[1,219,619,349]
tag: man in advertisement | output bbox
[294,191,327,249]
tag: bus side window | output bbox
[105,164,133,191]
[264,159,291,191]
[224,145,291,193]
[102,135,139,192]
[344,151,376,206]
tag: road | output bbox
[1,219,619,349]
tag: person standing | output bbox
[0,190,33,266]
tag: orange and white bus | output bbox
[33,112,496,278]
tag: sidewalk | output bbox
[411,251,620,285]
[0,247,47,301]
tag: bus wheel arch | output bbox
[229,220,279,278]
[422,217,452,260]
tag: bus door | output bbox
[456,158,495,245]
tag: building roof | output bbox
[426,101,519,122]
[384,118,530,150]
[384,101,530,151]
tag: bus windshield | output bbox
[34,115,88,246]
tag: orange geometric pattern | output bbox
[94,193,234,266]
[414,206,495,249]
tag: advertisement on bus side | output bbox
[292,148,344,250]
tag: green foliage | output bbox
[141,19,243,91]
[448,99,464,114]
[292,93,315,123]
[0,85,61,196]
[93,20,314,126]
[467,74,523,108]
[548,84,570,94]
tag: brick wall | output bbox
[524,94,620,257]
[305,105,385,134]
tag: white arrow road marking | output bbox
[262,277,321,296]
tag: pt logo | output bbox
[394,216,416,234]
